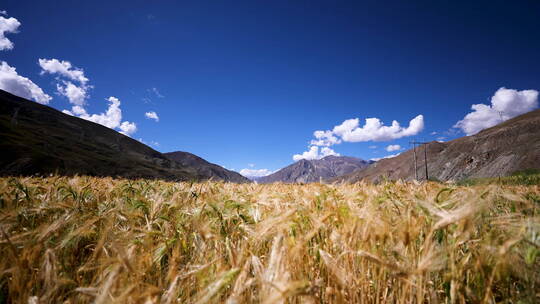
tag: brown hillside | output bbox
[336,109,540,183]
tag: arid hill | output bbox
[335,109,540,183]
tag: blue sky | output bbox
[1,0,539,177]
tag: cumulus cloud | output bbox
[119,121,137,136]
[64,96,137,136]
[239,168,275,178]
[145,111,159,121]
[39,58,91,105]
[78,97,122,128]
[454,87,539,135]
[370,153,401,162]
[56,81,87,105]
[0,61,52,104]
[332,115,424,142]
[310,130,341,146]
[293,114,422,161]
[385,144,401,152]
[293,146,340,161]
[38,58,89,84]
[0,14,20,51]
[39,59,138,136]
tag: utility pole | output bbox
[423,143,429,181]
[410,141,430,181]
[412,143,418,180]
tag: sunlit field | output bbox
[0,176,538,303]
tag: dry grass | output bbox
[0,176,539,303]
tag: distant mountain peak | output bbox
[258,155,370,183]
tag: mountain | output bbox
[258,155,372,183]
[164,151,247,183]
[335,109,540,183]
[0,89,249,182]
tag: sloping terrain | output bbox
[0,89,249,182]
[336,109,540,183]
[258,155,371,183]
[164,151,248,183]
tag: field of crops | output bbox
[0,176,538,303]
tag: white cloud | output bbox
[248,163,255,168]
[0,14,20,51]
[39,58,137,136]
[56,81,88,105]
[0,61,52,104]
[239,168,274,178]
[293,146,319,161]
[145,111,159,121]
[368,145,377,149]
[293,146,340,161]
[0,11,7,16]
[65,96,137,136]
[370,153,401,162]
[294,114,422,161]
[332,115,424,142]
[320,147,339,158]
[385,144,401,152]
[38,58,89,84]
[454,87,538,135]
[310,130,341,146]
[119,121,137,136]
[39,58,91,105]
[78,96,122,128]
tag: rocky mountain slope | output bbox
[164,151,247,183]
[335,109,540,183]
[258,155,371,183]
[0,89,249,182]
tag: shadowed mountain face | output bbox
[258,155,371,183]
[164,151,248,183]
[0,89,249,182]
[335,109,540,183]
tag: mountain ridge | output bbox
[334,109,540,183]
[258,155,371,183]
[164,151,248,183]
[0,89,249,182]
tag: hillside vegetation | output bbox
[0,177,539,303]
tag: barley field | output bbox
[0,176,538,303]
